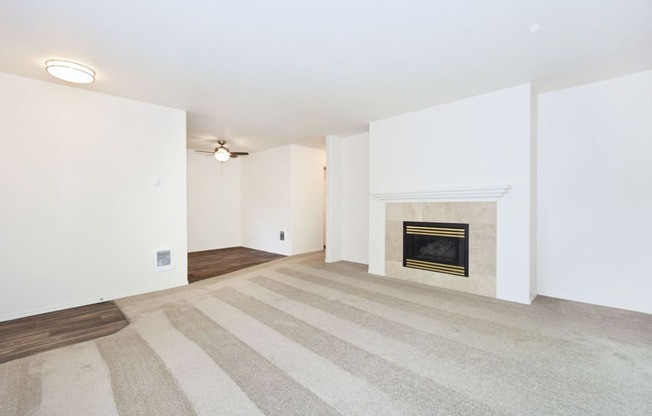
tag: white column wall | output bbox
[326,133,369,264]
[0,72,187,320]
[341,133,370,264]
[369,85,533,304]
[326,133,370,264]
[537,70,652,314]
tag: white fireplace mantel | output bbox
[371,184,511,201]
[368,182,533,304]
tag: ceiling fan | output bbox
[195,140,249,162]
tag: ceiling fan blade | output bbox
[230,154,239,158]
[230,152,249,155]
[194,150,214,154]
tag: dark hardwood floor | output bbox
[0,246,283,363]
[188,246,285,283]
[0,301,128,364]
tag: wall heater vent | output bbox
[155,249,172,272]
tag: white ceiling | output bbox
[1,1,651,152]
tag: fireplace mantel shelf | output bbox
[371,185,511,201]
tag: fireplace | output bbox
[403,221,469,277]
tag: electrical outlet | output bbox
[280,231,285,242]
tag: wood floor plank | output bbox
[188,246,285,283]
[0,301,129,364]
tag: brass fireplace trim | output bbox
[405,258,466,276]
[406,225,466,238]
[403,221,469,277]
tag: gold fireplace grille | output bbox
[405,225,466,238]
[405,225,466,276]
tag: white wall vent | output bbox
[155,249,172,272]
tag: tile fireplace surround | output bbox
[385,202,497,298]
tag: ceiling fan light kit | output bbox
[45,60,95,83]
[214,147,231,162]
[195,139,249,163]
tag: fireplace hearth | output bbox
[403,221,469,277]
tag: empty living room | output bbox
[1,1,651,415]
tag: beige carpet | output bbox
[1,252,651,415]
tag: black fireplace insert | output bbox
[403,221,469,277]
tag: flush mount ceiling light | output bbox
[45,60,95,83]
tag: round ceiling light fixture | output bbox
[214,147,231,162]
[45,60,95,83]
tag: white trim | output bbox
[371,185,511,201]
[530,292,538,304]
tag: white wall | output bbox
[537,70,652,314]
[369,85,533,303]
[326,135,344,262]
[187,150,241,252]
[0,72,187,321]
[290,145,326,255]
[242,144,325,256]
[326,132,369,264]
[241,145,292,255]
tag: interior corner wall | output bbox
[0,72,187,321]
[325,133,369,264]
[187,150,242,252]
[290,145,326,255]
[537,70,652,314]
[529,88,539,302]
[241,145,292,255]
[369,84,533,304]
[325,135,344,263]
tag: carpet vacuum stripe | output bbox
[293,260,652,402]
[162,301,340,416]
[264,269,625,414]
[273,269,568,365]
[281,263,651,415]
[191,294,414,416]
[295,261,652,342]
[0,359,41,415]
[281,266,583,354]
[212,285,499,416]
[234,276,586,416]
[96,330,196,416]
[38,343,119,416]
[134,310,264,416]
